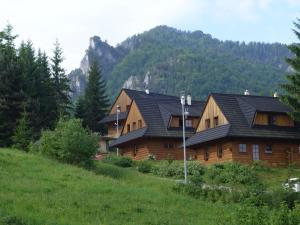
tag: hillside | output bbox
[0,149,231,225]
[69,25,292,100]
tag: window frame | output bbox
[132,122,137,130]
[204,147,209,161]
[186,119,192,128]
[213,116,219,127]
[127,124,130,133]
[239,144,247,153]
[138,120,142,128]
[217,144,223,158]
[205,119,211,129]
[265,144,272,154]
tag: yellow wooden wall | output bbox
[109,90,132,115]
[254,113,294,127]
[197,96,228,132]
[122,100,146,134]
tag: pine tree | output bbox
[51,40,71,116]
[12,107,32,151]
[36,50,58,129]
[0,25,24,146]
[281,18,300,121]
[83,61,109,132]
[74,95,85,120]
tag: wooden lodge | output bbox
[99,89,204,160]
[100,89,300,166]
[185,93,300,167]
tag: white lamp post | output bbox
[116,105,120,156]
[181,92,189,184]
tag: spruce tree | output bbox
[281,18,300,121]
[36,50,58,129]
[83,61,109,132]
[51,40,71,116]
[12,107,32,151]
[0,25,24,146]
[74,95,85,120]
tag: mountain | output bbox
[69,25,292,101]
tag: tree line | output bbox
[0,25,109,150]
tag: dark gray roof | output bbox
[110,89,205,147]
[99,111,128,124]
[110,127,147,147]
[186,124,231,147]
[186,93,300,147]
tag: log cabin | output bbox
[185,93,300,167]
[102,89,205,160]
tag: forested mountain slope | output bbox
[69,26,291,100]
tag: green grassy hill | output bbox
[0,149,231,225]
[1,149,299,225]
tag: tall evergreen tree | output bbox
[83,61,109,132]
[281,18,300,121]
[74,95,85,120]
[36,50,58,129]
[0,25,24,146]
[51,40,71,116]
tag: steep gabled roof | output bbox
[186,93,300,147]
[110,89,205,147]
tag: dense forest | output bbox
[69,25,292,100]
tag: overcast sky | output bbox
[1,0,300,72]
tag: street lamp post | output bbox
[181,93,189,184]
[116,105,120,156]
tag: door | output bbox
[252,144,259,161]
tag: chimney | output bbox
[187,94,192,106]
[145,89,149,94]
[273,92,279,98]
[244,90,250,95]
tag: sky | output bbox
[1,0,300,72]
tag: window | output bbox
[127,124,130,133]
[253,144,260,161]
[239,144,247,153]
[138,120,142,128]
[132,122,136,130]
[126,105,130,111]
[268,115,276,125]
[214,116,219,127]
[205,119,211,129]
[204,147,209,161]
[186,119,192,128]
[265,145,272,154]
[217,145,223,158]
[133,145,138,157]
[179,119,183,127]
[164,143,174,149]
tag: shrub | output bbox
[0,215,28,225]
[31,118,98,168]
[137,160,152,173]
[102,155,133,168]
[207,162,258,185]
[152,161,205,179]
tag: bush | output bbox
[0,216,28,225]
[207,162,258,185]
[137,160,152,173]
[152,161,205,179]
[94,162,125,179]
[31,118,98,168]
[102,155,133,168]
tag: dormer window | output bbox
[268,115,276,125]
[205,119,210,129]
